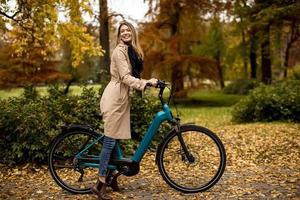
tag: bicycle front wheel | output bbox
[48,127,103,194]
[157,125,226,193]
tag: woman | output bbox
[91,21,157,200]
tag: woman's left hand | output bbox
[147,78,158,87]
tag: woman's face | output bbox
[119,24,132,43]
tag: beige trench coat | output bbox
[100,44,147,139]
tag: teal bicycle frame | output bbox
[75,104,173,169]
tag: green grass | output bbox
[176,90,245,107]
[177,106,233,128]
[0,85,102,99]
[0,88,24,99]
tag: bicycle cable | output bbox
[167,84,180,119]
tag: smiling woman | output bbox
[91,20,158,199]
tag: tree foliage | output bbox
[230,0,300,83]
[0,0,103,88]
[1,0,300,91]
[192,17,226,88]
[140,0,229,95]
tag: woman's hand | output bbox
[147,78,158,87]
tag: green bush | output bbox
[130,91,171,151]
[0,86,169,165]
[0,86,101,165]
[224,79,258,95]
[232,80,300,123]
[292,65,300,80]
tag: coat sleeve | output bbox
[114,48,147,91]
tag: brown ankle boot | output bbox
[91,179,112,200]
[91,179,102,194]
[111,177,120,192]
[98,182,112,200]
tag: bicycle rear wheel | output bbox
[48,127,103,194]
[157,125,226,193]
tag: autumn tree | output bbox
[142,0,229,96]
[276,2,300,78]
[230,0,251,79]
[98,0,110,81]
[0,0,103,88]
[193,18,227,88]
[229,0,300,83]
[247,0,300,83]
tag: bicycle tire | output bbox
[48,127,103,194]
[156,124,226,193]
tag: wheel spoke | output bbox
[157,125,226,193]
[48,130,103,194]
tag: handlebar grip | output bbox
[156,79,166,88]
[144,82,152,91]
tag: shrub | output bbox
[292,65,300,80]
[0,86,169,165]
[130,91,171,151]
[0,86,101,165]
[224,79,258,95]
[232,80,300,123]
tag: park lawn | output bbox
[0,85,102,99]
[0,88,24,99]
[178,106,233,128]
[175,90,245,107]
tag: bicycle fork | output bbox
[174,121,195,163]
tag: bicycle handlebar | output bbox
[156,80,168,105]
[145,79,170,105]
[146,79,179,119]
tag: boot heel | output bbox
[99,183,112,200]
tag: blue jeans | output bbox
[99,136,116,176]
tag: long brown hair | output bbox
[117,21,144,59]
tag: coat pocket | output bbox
[118,83,129,102]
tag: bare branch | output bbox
[0,0,25,21]
[0,10,22,22]
[108,13,125,19]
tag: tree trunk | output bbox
[241,28,248,78]
[171,64,185,97]
[261,25,272,84]
[215,51,225,89]
[249,29,257,79]
[63,77,75,94]
[284,20,299,78]
[187,66,195,88]
[170,2,185,96]
[99,0,110,81]
[283,40,292,78]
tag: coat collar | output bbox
[117,43,129,48]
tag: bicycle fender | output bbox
[61,124,95,132]
[48,124,102,152]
